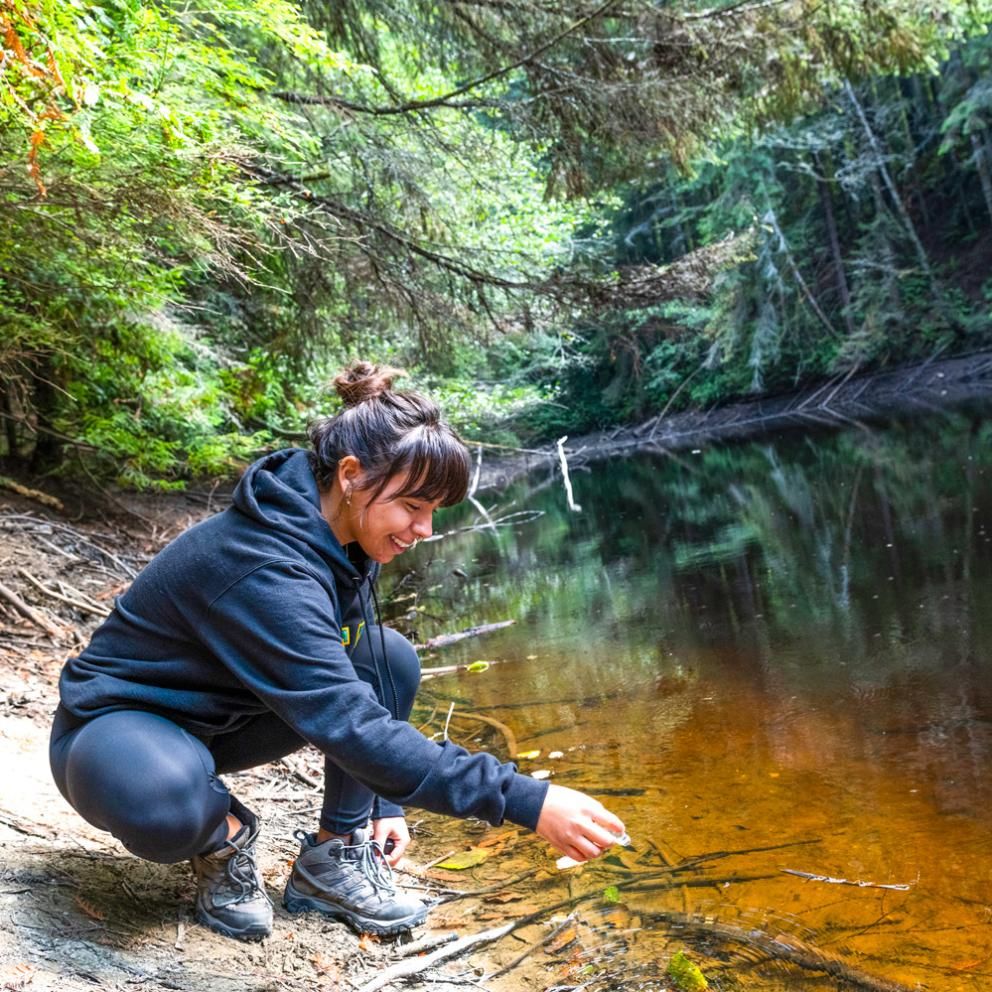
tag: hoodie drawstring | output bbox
[363,578,400,719]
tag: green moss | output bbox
[666,950,708,992]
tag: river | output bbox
[387,404,992,990]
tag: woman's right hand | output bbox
[535,783,626,863]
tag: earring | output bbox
[345,486,352,507]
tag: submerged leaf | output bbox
[602,885,621,905]
[516,749,541,760]
[435,848,490,870]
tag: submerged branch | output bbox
[418,620,515,650]
[645,910,914,992]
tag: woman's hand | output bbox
[371,815,410,866]
[535,783,626,863]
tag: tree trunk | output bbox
[971,130,992,228]
[764,205,840,340]
[844,81,944,304]
[868,171,903,316]
[27,359,62,472]
[1,381,19,463]
[815,152,855,337]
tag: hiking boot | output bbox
[191,803,273,941]
[283,827,427,936]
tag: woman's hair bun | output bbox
[333,361,406,408]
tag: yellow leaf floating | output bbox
[466,661,490,673]
[516,749,540,760]
[435,848,490,870]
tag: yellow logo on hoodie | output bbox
[341,620,365,648]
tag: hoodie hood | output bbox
[232,447,368,581]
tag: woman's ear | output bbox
[336,455,363,499]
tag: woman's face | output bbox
[347,474,440,564]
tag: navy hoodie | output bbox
[58,448,548,829]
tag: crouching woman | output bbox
[49,362,624,941]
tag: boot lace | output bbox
[221,840,271,906]
[351,837,396,895]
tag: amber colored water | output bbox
[390,406,992,989]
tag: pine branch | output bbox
[272,0,619,116]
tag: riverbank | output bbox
[474,348,992,492]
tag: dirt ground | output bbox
[0,490,583,992]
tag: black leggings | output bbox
[49,626,419,863]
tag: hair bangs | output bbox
[385,427,471,507]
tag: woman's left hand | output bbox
[371,815,410,866]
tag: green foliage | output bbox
[534,31,992,433]
[666,951,708,992]
[3,0,992,483]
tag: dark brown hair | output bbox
[307,361,470,507]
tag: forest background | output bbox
[3,0,992,490]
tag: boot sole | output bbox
[195,904,272,942]
[283,882,427,936]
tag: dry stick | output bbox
[0,578,62,639]
[57,579,109,614]
[421,850,458,871]
[555,436,582,512]
[355,921,516,992]
[393,931,460,960]
[17,569,109,618]
[279,757,321,790]
[466,445,498,535]
[0,475,63,511]
[420,658,511,680]
[415,703,439,734]
[446,710,518,762]
[779,867,914,891]
[436,868,539,903]
[418,620,515,651]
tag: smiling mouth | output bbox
[391,536,413,552]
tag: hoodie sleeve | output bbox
[205,560,548,829]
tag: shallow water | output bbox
[391,407,992,989]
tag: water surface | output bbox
[389,408,992,989]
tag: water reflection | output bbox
[387,407,992,989]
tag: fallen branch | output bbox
[354,922,515,992]
[488,913,576,980]
[780,867,914,891]
[420,658,514,679]
[0,475,63,511]
[447,710,518,762]
[393,931,460,959]
[423,509,544,543]
[418,620,514,651]
[0,579,62,639]
[279,757,321,790]
[17,569,109,619]
[646,909,913,992]
[556,436,582,513]
[466,445,498,535]
[436,867,539,903]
